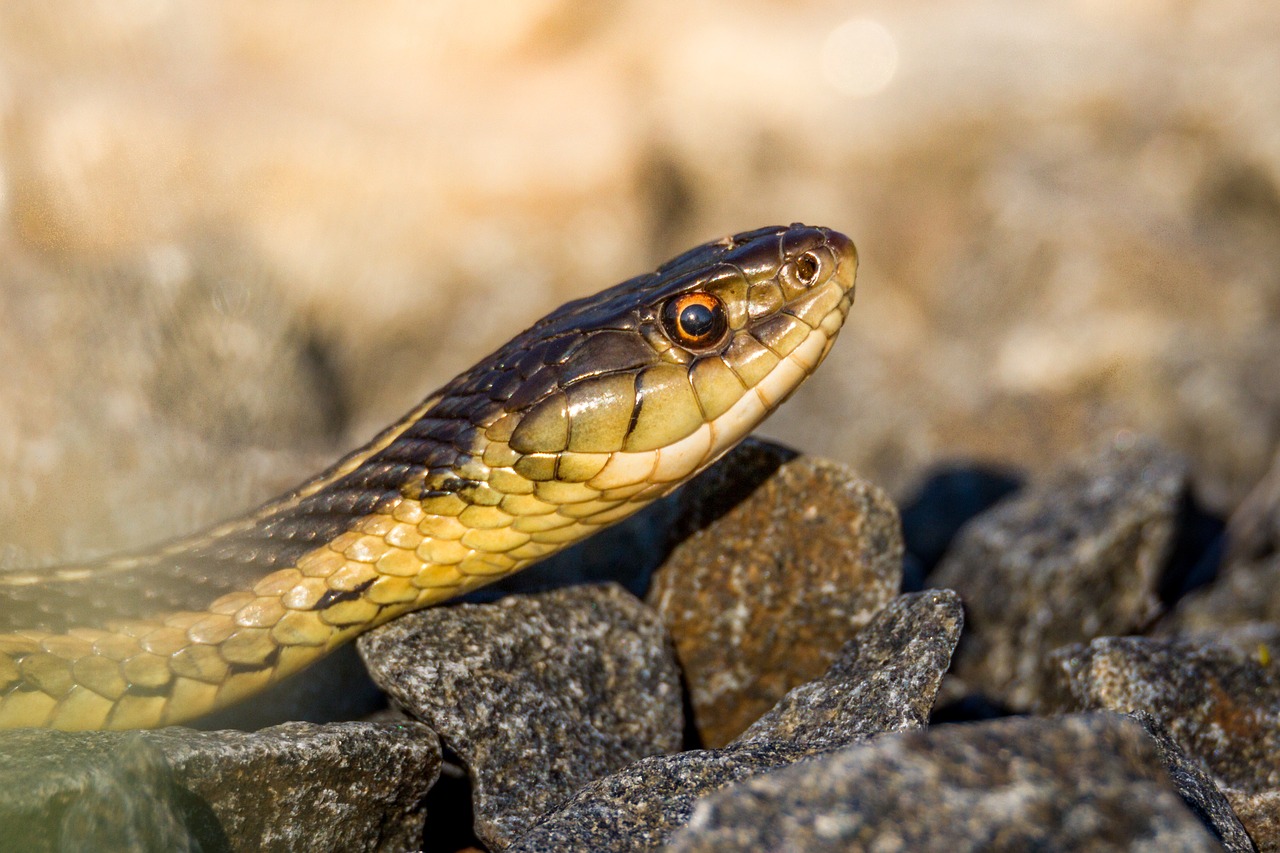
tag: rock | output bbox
[1044,635,1280,849]
[649,438,903,747]
[1167,553,1280,637]
[507,742,813,853]
[0,721,440,852]
[146,722,440,851]
[510,590,960,851]
[1042,636,1280,789]
[737,589,963,748]
[932,435,1187,708]
[1225,448,1280,566]
[1227,792,1280,853]
[25,735,196,852]
[356,583,682,849]
[667,714,1219,852]
[1129,711,1257,853]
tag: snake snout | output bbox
[824,228,859,292]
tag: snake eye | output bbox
[795,252,820,285]
[662,292,729,350]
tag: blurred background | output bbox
[1,0,1279,564]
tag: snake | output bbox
[0,223,857,731]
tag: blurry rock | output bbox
[1169,620,1280,662]
[1226,448,1280,566]
[1168,553,1280,636]
[649,438,903,747]
[0,245,341,564]
[666,714,1217,852]
[356,583,682,849]
[737,589,962,748]
[932,436,1187,708]
[1129,711,1257,853]
[18,735,196,852]
[0,721,440,852]
[510,589,959,851]
[1044,635,1280,849]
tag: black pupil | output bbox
[680,303,716,338]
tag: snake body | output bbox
[0,224,856,730]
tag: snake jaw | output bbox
[0,223,857,731]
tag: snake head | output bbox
[444,223,856,500]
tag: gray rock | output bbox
[0,721,440,852]
[510,590,961,851]
[667,714,1219,852]
[932,435,1187,708]
[1043,635,1280,849]
[1042,636,1280,791]
[507,742,815,853]
[145,721,440,851]
[357,583,682,850]
[38,736,195,853]
[737,589,962,748]
[649,438,904,747]
[1129,711,1257,853]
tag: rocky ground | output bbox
[4,436,1280,851]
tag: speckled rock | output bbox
[737,589,963,748]
[1129,711,1257,853]
[356,583,682,850]
[1042,636,1280,788]
[1229,793,1280,853]
[649,438,903,747]
[932,435,1188,708]
[1043,635,1280,849]
[667,714,1218,852]
[0,721,440,852]
[147,721,440,850]
[507,742,812,853]
[509,589,960,851]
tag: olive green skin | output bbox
[0,223,857,730]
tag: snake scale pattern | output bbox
[0,223,857,730]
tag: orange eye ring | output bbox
[661,292,729,350]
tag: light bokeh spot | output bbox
[821,18,899,98]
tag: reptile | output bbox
[0,223,857,730]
